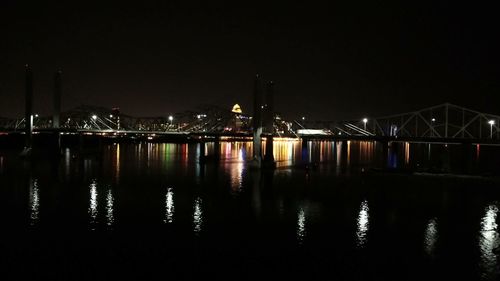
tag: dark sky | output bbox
[1,1,499,120]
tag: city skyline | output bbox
[1,1,498,120]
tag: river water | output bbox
[1,139,500,280]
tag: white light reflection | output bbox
[29,179,40,226]
[164,187,174,224]
[424,218,438,257]
[106,189,114,227]
[479,203,500,280]
[193,197,203,235]
[356,200,369,248]
[297,207,306,245]
[64,148,71,178]
[89,180,98,229]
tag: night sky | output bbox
[1,1,499,120]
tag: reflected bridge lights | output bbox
[193,197,203,235]
[424,218,438,257]
[89,180,98,229]
[479,203,500,280]
[106,189,114,227]
[297,207,306,245]
[356,200,370,248]
[164,187,175,224]
[29,179,40,226]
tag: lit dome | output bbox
[232,104,242,114]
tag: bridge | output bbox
[1,66,500,146]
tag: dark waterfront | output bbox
[1,140,500,280]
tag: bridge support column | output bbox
[198,141,206,163]
[53,70,62,129]
[381,141,389,168]
[21,65,34,158]
[213,137,221,162]
[301,138,309,167]
[25,66,33,146]
[263,135,275,168]
[251,74,264,168]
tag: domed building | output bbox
[227,104,244,132]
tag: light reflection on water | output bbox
[164,187,174,224]
[297,207,306,245]
[193,197,203,235]
[479,203,500,280]
[356,200,369,248]
[29,178,40,226]
[106,188,114,227]
[424,218,438,257]
[89,180,98,229]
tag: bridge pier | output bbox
[263,135,275,168]
[53,70,62,129]
[21,65,34,157]
[381,140,389,168]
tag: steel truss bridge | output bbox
[335,103,500,141]
[0,104,295,137]
[1,103,500,142]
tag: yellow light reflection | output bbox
[404,142,410,165]
[347,141,351,166]
[115,144,120,184]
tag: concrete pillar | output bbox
[53,69,62,129]
[25,65,33,147]
[252,75,263,166]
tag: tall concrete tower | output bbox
[53,69,62,129]
[25,65,33,146]
[263,81,275,165]
[252,74,264,164]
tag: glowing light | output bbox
[89,180,98,229]
[109,114,114,118]
[168,115,173,121]
[92,115,97,120]
[297,207,306,244]
[489,120,495,125]
[193,197,203,235]
[231,104,243,114]
[29,179,40,226]
[164,187,174,224]
[302,116,306,121]
[356,200,369,248]
[362,118,368,123]
[424,218,438,256]
[479,203,500,280]
[106,189,114,227]
[431,118,436,122]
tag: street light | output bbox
[302,116,305,121]
[168,115,173,127]
[431,118,436,137]
[489,120,495,139]
[362,118,368,131]
[92,115,97,120]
